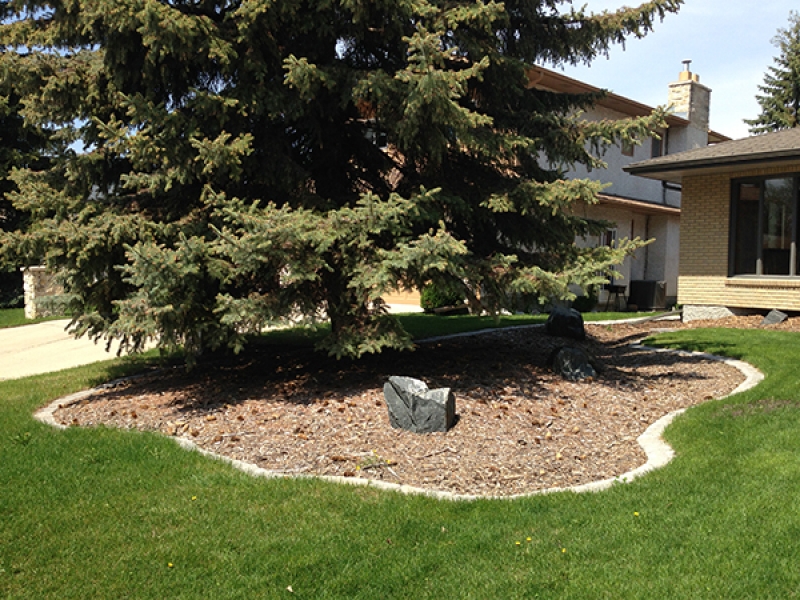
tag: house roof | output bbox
[596,193,681,217]
[624,128,800,183]
[526,66,730,144]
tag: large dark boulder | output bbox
[383,376,456,433]
[545,306,586,341]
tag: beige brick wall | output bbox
[382,288,421,306]
[678,162,800,310]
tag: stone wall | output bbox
[22,266,65,319]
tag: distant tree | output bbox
[0,0,677,359]
[746,11,800,134]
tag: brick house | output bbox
[625,127,800,320]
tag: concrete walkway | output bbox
[0,319,131,381]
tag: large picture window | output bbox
[730,175,800,276]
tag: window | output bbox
[730,175,799,276]
[651,137,663,158]
[600,228,617,248]
[621,140,634,157]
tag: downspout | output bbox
[661,128,670,204]
[644,215,650,278]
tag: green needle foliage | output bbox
[746,10,800,134]
[0,0,677,360]
[0,96,52,236]
[0,10,58,307]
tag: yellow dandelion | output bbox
[526,537,532,542]
[515,541,521,546]
[191,496,197,501]
[634,512,640,517]
[168,562,174,568]
[562,548,566,553]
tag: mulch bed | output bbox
[54,315,790,497]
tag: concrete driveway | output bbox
[0,306,425,381]
[0,319,134,381]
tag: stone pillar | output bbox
[667,61,711,151]
[21,266,65,319]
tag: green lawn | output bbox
[397,310,657,340]
[3,325,799,598]
[0,308,67,329]
[0,307,655,336]
[256,310,658,347]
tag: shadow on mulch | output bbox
[92,326,721,412]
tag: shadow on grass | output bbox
[642,334,747,361]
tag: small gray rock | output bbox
[383,376,456,433]
[552,346,596,382]
[545,306,586,341]
[762,309,788,326]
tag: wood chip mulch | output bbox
[54,315,790,497]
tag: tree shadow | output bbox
[85,326,731,412]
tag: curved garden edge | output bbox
[32,339,765,502]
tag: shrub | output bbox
[571,286,599,313]
[420,282,465,312]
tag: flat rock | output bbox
[762,309,788,326]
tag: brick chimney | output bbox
[667,60,711,150]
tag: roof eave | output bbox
[595,193,681,216]
[624,150,800,183]
[527,65,731,143]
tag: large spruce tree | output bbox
[746,11,800,134]
[0,0,678,359]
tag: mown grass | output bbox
[257,310,658,347]
[0,308,67,329]
[0,306,652,337]
[398,311,657,340]
[3,324,800,598]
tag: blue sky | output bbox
[557,0,798,139]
